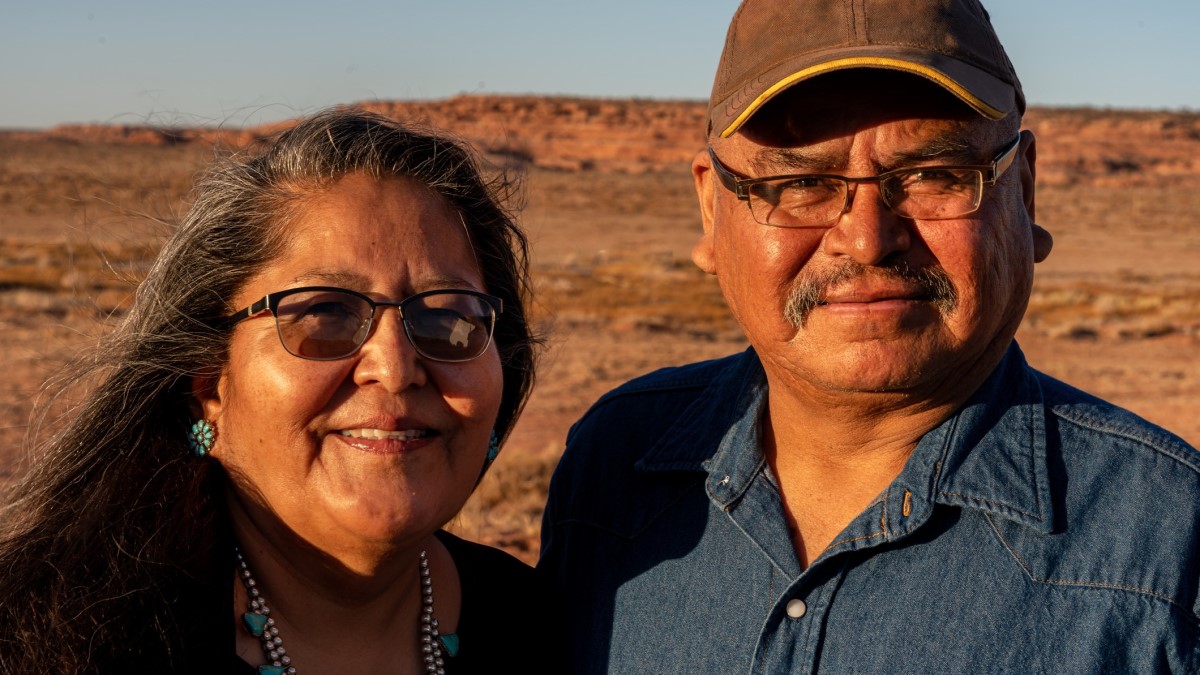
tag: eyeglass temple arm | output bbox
[227,295,273,325]
[984,135,1023,185]
[707,146,750,200]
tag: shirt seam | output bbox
[936,490,1042,521]
[985,512,1200,624]
[1049,408,1200,474]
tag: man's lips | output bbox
[785,262,957,328]
[818,283,931,306]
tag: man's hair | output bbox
[0,108,537,672]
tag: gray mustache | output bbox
[784,262,958,328]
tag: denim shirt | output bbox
[539,345,1200,674]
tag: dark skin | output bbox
[693,72,1052,567]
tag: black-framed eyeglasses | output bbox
[707,135,1022,228]
[228,286,502,362]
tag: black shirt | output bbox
[228,531,561,673]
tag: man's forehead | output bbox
[745,127,982,173]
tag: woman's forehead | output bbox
[243,175,482,299]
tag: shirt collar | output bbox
[634,344,1055,534]
[919,344,1055,533]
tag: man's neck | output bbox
[759,368,987,569]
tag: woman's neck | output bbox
[229,520,461,673]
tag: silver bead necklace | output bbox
[235,546,454,675]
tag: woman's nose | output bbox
[351,307,428,392]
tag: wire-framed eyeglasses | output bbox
[228,286,502,362]
[707,135,1022,228]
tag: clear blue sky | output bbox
[3,0,1197,129]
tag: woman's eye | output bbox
[301,301,356,319]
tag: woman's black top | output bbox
[223,531,561,674]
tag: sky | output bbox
[3,0,1198,129]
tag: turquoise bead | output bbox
[440,632,460,657]
[242,611,269,637]
[258,666,287,675]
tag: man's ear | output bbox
[1018,129,1037,223]
[1018,130,1053,263]
[691,148,718,275]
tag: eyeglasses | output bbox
[707,135,1021,228]
[228,286,502,362]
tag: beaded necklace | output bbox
[235,547,458,674]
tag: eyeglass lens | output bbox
[747,168,984,226]
[273,289,495,361]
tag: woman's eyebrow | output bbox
[287,270,368,288]
[415,274,480,292]
[286,270,480,293]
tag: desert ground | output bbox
[1,97,1197,562]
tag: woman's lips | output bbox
[335,427,437,453]
[339,428,432,441]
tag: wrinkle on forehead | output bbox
[746,122,985,175]
[285,269,477,295]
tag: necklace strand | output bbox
[235,547,447,675]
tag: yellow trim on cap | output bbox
[719,56,1005,138]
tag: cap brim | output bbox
[713,48,1019,138]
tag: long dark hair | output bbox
[0,109,536,672]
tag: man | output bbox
[539,0,1200,672]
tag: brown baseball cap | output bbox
[708,0,1024,138]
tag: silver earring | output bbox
[188,419,216,457]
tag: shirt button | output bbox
[786,599,807,619]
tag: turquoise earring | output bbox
[476,431,501,483]
[188,419,216,457]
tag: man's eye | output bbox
[750,178,839,207]
[783,176,827,189]
[907,168,967,185]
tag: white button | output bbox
[786,599,807,618]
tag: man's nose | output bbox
[820,181,912,265]
[352,307,428,392]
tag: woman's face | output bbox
[199,174,502,553]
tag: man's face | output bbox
[692,74,1051,402]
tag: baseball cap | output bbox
[708,0,1025,138]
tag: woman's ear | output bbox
[189,370,224,421]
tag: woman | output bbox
[0,109,549,673]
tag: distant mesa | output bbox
[3,95,1198,183]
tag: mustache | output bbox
[784,261,958,328]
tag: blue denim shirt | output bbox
[539,345,1200,674]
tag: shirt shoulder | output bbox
[1036,368,1198,469]
[564,351,753,464]
[1005,368,1200,623]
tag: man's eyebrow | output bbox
[883,136,980,165]
[751,147,844,174]
[749,135,985,174]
